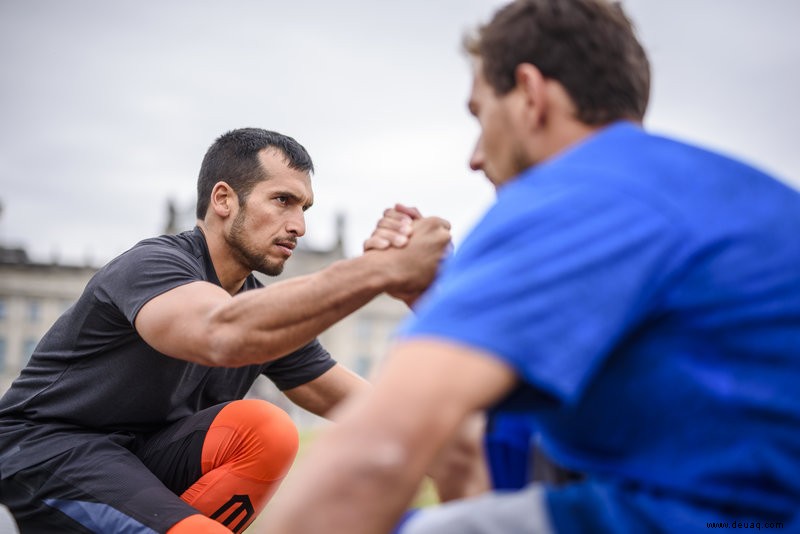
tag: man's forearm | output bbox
[206,253,393,366]
[189,215,450,367]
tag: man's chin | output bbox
[255,260,285,277]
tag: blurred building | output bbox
[0,204,410,428]
[0,246,97,392]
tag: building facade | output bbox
[0,246,97,392]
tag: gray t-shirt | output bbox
[0,227,335,478]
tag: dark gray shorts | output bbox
[0,403,228,533]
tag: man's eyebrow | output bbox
[274,190,314,210]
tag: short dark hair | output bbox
[196,128,314,219]
[464,0,650,125]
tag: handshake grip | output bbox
[383,216,452,305]
[363,205,452,306]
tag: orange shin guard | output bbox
[179,399,299,533]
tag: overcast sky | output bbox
[1,0,798,265]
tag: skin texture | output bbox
[260,59,602,534]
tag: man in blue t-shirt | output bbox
[264,1,800,533]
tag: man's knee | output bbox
[205,399,300,481]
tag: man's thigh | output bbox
[1,437,198,533]
[133,403,229,496]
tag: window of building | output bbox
[27,300,41,323]
[0,299,7,321]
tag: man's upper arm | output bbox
[374,339,516,424]
[134,280,231,365]
[348,337,516,494]
[96,242,232,365]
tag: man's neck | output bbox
[530,80,613,165]
[536,117,605,165]
[196,221,249,295]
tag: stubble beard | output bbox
[227,208,285,277]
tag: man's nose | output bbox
[469,136,485,171]
[286,210,306,237]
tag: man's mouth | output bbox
[275,239,297,256]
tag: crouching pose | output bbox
[0,128,452,533]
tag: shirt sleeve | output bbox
[262,338,337,390]
[400,179,685,404]
[94,243,204,324]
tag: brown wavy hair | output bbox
[464,0,651,125]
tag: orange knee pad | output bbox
[200,399,299,482]
[179,399,299,533]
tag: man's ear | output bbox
[210,181,237,218]
[515,63,548,124]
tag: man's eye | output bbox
[276,196,288,204]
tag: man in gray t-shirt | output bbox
[0,128,452,533]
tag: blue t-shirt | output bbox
[401,122,800,532]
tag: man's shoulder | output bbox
[131,229,205,259]
[91,229,208,289]
[114,230,205,269]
